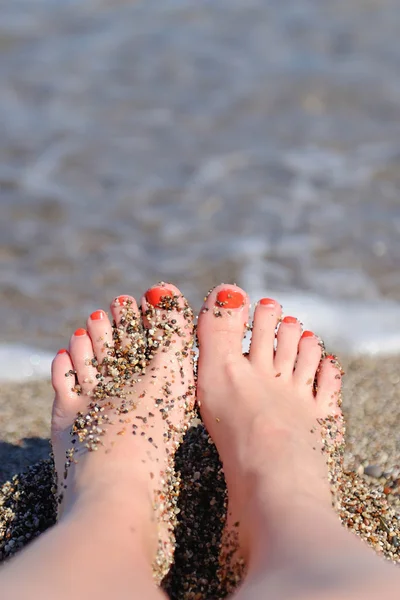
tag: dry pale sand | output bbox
[1,355,400,598]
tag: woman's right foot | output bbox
[197,284,390,595]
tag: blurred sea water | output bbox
[1,0,400,378]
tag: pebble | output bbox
[363,465,383,478]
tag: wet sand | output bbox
[1,354,400,597]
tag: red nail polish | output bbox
[146,287,173,307]
[282,316,298,324]
[302,330,314,338]
[115,295,131,306]
[90,310,105,320]
[57,348,68,354]
[326,354,336,359]
[74,328,87,337]
[215,289,245,309]
[260,298,276,306]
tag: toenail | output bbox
[74,328,87,337]
[302,330,315,338]
[90,310,106,320]
[57,348,68,354]
[326,354,336,360]
[115,295,131,306]
[282,316,298,324]
[259,298,276,307]
[215,289,245,309]
[146,286,174,307]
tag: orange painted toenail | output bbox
[282,316,298,324]
[74,328,87,337]
[57,348,68,354]
[215,289,245,309]
[326,354,336,359]
[260,298,276,306]
[146,287,173,307]
[115,295,131,306]
[90,310,106,320]
[302,330,314,338]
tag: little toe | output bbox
[293,331,322,388]
[274,316,302,377]
[51,349,81,434]
[68,328,98,395]
[316,355,343,416]
[249,297,282,370]
[86,309,113,364]
[197,284,249,382]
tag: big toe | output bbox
[197,284,249,385]
[141,283,196,414]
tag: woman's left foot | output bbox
[51,284,195,578]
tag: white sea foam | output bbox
[0,345,54,383]
[1,293,400,382]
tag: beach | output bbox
[1,353,400,598]
[2,0,400,355]
[1,0,400,595]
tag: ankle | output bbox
[247,499,360,573]
[60,482,157,561]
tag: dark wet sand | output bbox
[1,355,400,598]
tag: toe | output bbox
[197,284,249,380]
[110,294,142,347]
[86,309,113,363]
[110,294,139,326]
[51,349,81,434]
[293,331,322,389]
[274,316,302,377]
[141,282,195,389]
[316,355,343,416]
[68,328,98,395]
[249,297,282,370]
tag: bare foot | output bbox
[51,284,195,579]
[197,285,345,585]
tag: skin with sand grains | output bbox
[51,284,197,581]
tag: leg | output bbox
[0,499,165,600]
[0,284,196,600]
[197,285,400,600]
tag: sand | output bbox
[1,355,400,598]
